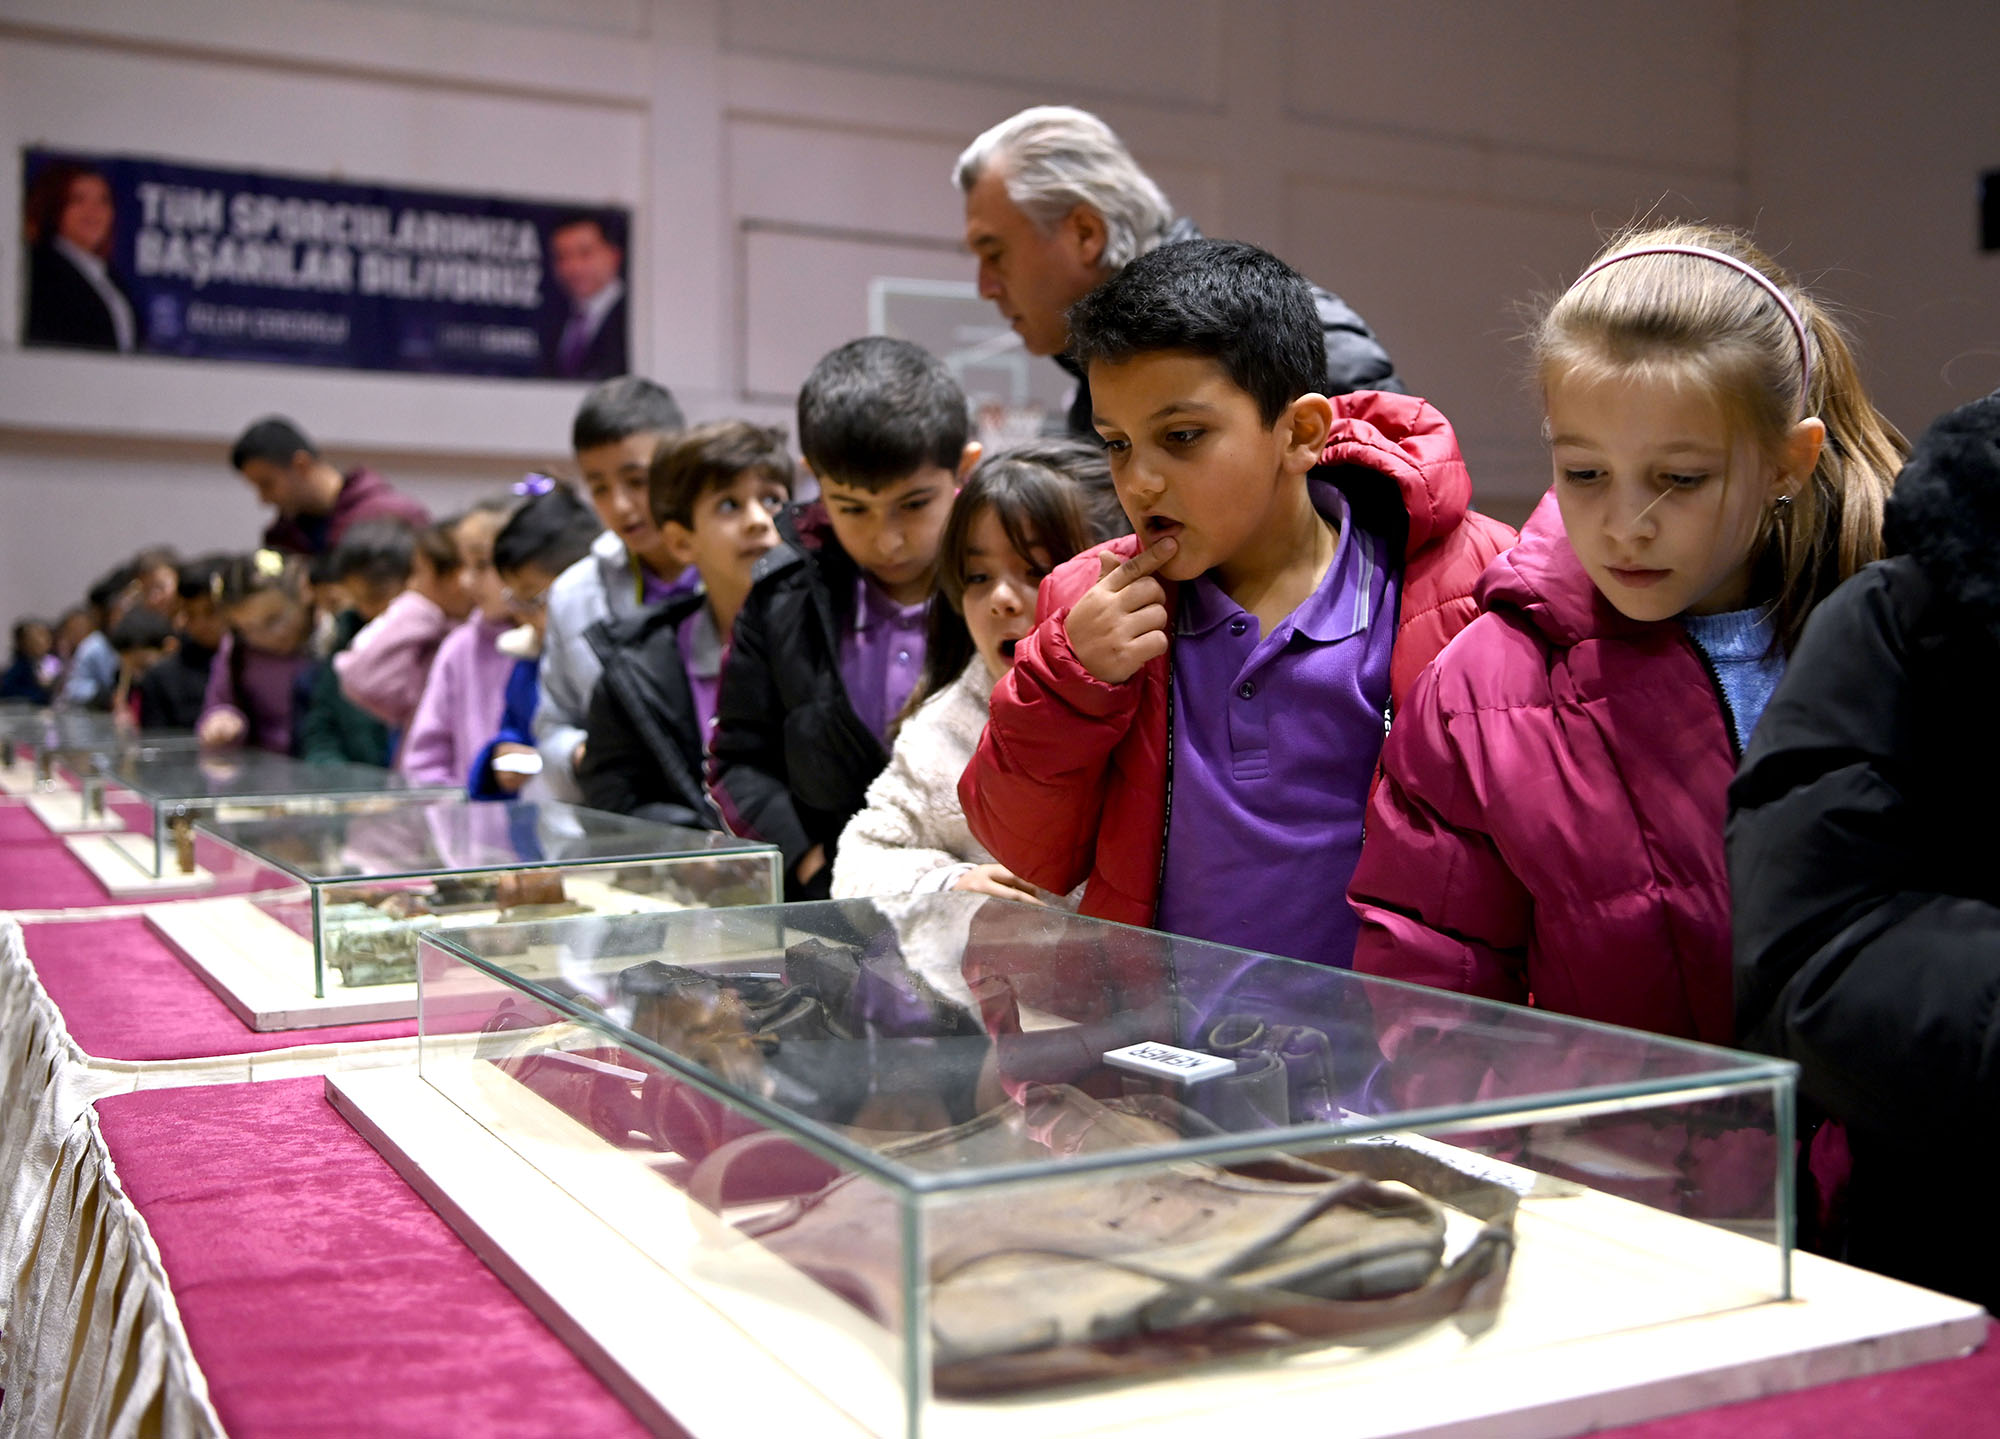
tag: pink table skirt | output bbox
[95,1078,660,1438]
[22,916,417,1060]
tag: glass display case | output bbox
[411,895,1797,1438]
[86,750,460,877]
[201,800,782,999]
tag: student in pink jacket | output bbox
[1351,224,1907,1046]
[335,517,475,731]
[398,500,519,786]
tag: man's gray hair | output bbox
[954,106,1174,273]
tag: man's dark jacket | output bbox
[1060,217,1403,438]
[578,588,720,831]
[708,504,889,899]
[1731,390,2000,1311]
[262,469,432,558]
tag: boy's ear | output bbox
[660,520,700,569]
[1283,394,1337,471]
[955,441,983,482]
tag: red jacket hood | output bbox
[1474,489,1658,650]
[1321,389,1474,561]
[1068,389,1481,581]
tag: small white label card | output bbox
[1104,1040,1236,1085]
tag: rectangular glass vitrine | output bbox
[202,800,782,998]
[413,894,1797,1438]
[87,750,460,876]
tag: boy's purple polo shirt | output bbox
[677,603,724,748]
[1155,480,1397,969]
[639,560,698,607]
[837,573,926,744]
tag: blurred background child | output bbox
[401,496,519,786]
[301,518,416,765]
[59,563,134,709]
[197,550,315,753]
[107,606,174,726]
[336,516,473,733]
[832,438,1122,901]
[471,486,601,799]
[2,619,56,703]
[137,554,230,730]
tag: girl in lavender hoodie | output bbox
[334,517,475,732]
[400,498,520,786]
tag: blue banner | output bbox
[20,149,632,381]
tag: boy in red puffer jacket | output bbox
[960,239,1512,969]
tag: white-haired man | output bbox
[957,105,1400,439]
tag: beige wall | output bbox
[1,0,1994,626]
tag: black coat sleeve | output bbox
[1729,559,2000,1139]
[578,673,661,819]
[707,591,813,874]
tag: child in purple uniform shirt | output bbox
[710,338,980,899]
[962,241,1511,966]
[580,420,792,828]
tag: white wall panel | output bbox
[1286,177,1606,516]
[740,226,976,401]
[1282,0,1742,175]
[720,0,1227,108]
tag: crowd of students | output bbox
[8,217,1996,1313]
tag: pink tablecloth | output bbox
[91,1079,2000,1439]
[95,1078,660,1438]
[22,916,417,1060]
[0,799,288,910]
[0,798,148,843]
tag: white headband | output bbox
[1570,243,1814,412]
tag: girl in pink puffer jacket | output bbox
[1351,222,1905,1045]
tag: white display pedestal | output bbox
[65,830,214,894]
[151,882,682,1031]
[150,897,417,1031]
[327,1066,1988,1439]
[26,786,125,834]
[0,760,53,796]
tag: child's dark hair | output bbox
[492,483,602,578]
[1067,238,1324,426]
[331,519,418,591]
[175,554,233,602]
[899,438,1116,724]
[417,518,463,575]
[570,377,685,453]
[218,549,309,607]
[797,337,969,488]
[648,420,795,528]
[230,415,318,470]
[86,563,136,617]
[110,607,173,654]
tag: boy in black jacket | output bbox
[710,338,980,898]
[580,421,793,828]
